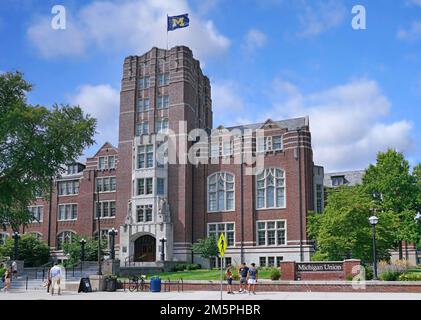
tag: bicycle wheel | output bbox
[128,283,138,292]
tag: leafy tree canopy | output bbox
[0,71,96,230]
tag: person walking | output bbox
[4,266,11,293]
[247,263,258,295]
[225,264,233,294]
[11,261,17,279]
[238,262,249,293]
[50,262,62,296]
[46,267,52,293]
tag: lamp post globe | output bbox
[368,215,379,280]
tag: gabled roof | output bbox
[224,116,309,133]
[92,142,118,157]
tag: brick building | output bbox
[0,46,323,268]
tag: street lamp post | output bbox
[94,169,102,276]
[80,238,86,276]
[369,215,379,280]
[12,232,20,261]
[108,228,118,260]
[415,212,421,265]
[159,238,167,261]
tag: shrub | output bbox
[0,267,5,278]
[269,268,281,280]
[398,273,421,281]
[186,263,201,270]
[379,270,401,281]
[362,265,373,280]
[311,251,329,261]
[346,275,354,281]
[172,263,187,272]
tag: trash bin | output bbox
[105,277,117,292]
[150,276,161,292]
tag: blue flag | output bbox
[167,14,189,31]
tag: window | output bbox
[67,164,79,175]
[137,145,154,169]
[96,201,116,218]
[225,257,232,267]
[0,233,8,245]
[268,256,275,267]
[136,121,149,136]
[222,140,232,156]
[259,257,266,267]
[272,136,283,150]
[96,177,116,192]
[256,220,286,246]
[28,232,42,240]
[208,172,235,212]
[316,184,323,213]
[157,178,165,195]
[137,204,153,222]
[58,204,78,221]
[155,118,169,133]
[332,176,345,186]
[57,231,76,250]
[256,168,285,209]
[98,157,106,169]
[207,223,235,246]
[28,206,43,222]
[94,230,109,246]
[276,256,283,267]
[257,136,283,152]
[137,98,150,112]
[137,178,153,195]
[138,77,149,89]
[58,180,79,196]
[158,73,169,86]
[108,156,116,169]
[156,95,169,109]
[210,142,219,158]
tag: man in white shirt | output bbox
[50,262,62,296]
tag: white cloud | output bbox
[406,0,421,6]
[297,0,346,37]
[70,84,120,149]
[243,29,267,52]
[397,21,421,41]
[27,0,230,60]
[211,80,246,126]
[262,78,414,171]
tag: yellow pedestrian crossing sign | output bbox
[217,233,227,257]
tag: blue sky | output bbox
[0,0,420,172]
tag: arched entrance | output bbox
[134,235,156,262]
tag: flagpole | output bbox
[166,14,169,51]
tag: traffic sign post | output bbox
[218,233,227,301]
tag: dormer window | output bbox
[332,176,345,186]
[98,157,106,170]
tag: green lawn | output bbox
[118,268,277,281]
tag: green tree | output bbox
[362,149,418,259]
[192,235,219,269]
[62,235,107,267]
[0,234,50,267]
[0,71,96,231]
[308,186,398,262]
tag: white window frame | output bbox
[207,222,235,247]
[96,200,116,219]
[207,172,235,213]
[136,204,153,223]
[137,98,150,112]
[28,205,43,223]
[137,145,154,169]
[256,220,287,247]
[256,135,283,153]
[256,168,286,209]
[158,73,169,86]
[56,230,76,250]
[58,180,80,196]
[156,95,169,109]
[138,76,149,89]
[58,204,78,221]
[108,156,116,169]
[136,121,149,136]
[155,118,169,133]
[96,176,117,193]
[137,178,153,196]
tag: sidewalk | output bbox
[1,290,421,300]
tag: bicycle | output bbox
[128,275,148,292]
